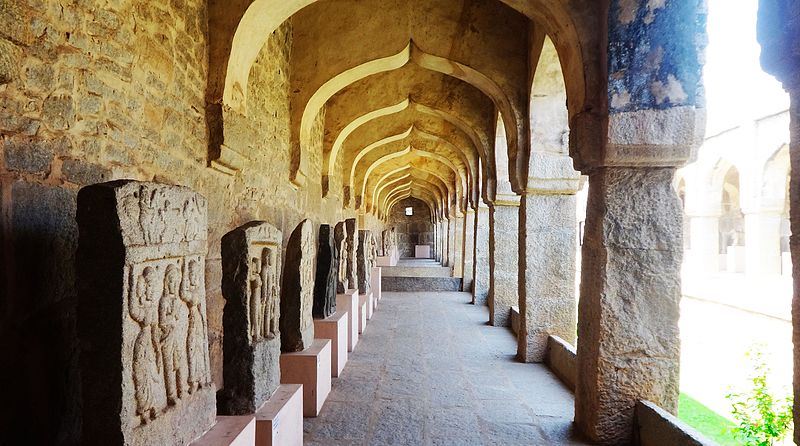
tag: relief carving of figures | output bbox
[261,248,279,339]
[369,234,378,269]
[338,238,348,289]
[300,229,314,330]
[183,196,204,241]
[248,256,264,341]
[130,266,164,424]
[181,259,210,392]
[159,264,186,406]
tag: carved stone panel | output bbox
[313,224,338,319]
[333,221,350,294]
[280,219,315,352]
[76,180,215,446]
[369,232,378,269]
[357,230,372,294]
[334,221,348,293]
[219,221,282,415]
[345,218,358,290]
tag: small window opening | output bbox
[405,207,413,216]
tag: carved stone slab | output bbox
[345,218,358,290]
[357,230,372,294]
[280,219,315,352]
[313,224,337,319]
[219,221,282,415]
[76,180,215,446]
[334,222,348,293]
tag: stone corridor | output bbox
[303,291,586,445]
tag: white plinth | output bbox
[415,245,431,258]
[279,339,332,417]
[255,384,303,446]
[313,311,348,377]
[337,290,359,352]
[191,415,255,446]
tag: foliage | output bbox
[678,393,739,445]
[725,347,793,446]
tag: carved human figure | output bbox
[260,248,277,339]
[130,266,162,424]
[338,238,348,289]
[248,256,263,341]
[181,259,209,392]
[300,229,313,330]
[159,264,185,405]
[369,234,378,269]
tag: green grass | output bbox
[678,393,741,445]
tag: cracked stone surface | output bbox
[303,291,590,445]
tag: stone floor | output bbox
[303,291,589,445]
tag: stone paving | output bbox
[303,291,589,445]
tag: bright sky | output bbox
[704,0,789,135]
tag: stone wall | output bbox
[0,3,357,444]
[387,197,434,258]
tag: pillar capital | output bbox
[490,193,521,208]
[525,152,582,195]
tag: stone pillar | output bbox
[685,214,720,273]
[462,209,476,292]
[452,214,465,278]
[447,217,457,267]
[744,210,783,275]
[517,156,580,362]
[575,168,682,443]
[788,87,800,446]
[488,196,520,327]
[472,205,491,304]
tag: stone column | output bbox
[452,214,465,278]
[685,213,721,273]
[462,209,476,292]
[744,210,783,275]
[788,87,799,446]
[517,155,580,362]
[488,196,520,327]
[447,216,457,267]
[472,205,491,304]
[575,167,682,443]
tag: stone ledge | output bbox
[633,401,716,446]
[545,335,577,391]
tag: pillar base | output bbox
[337,290,359,352]
[371,267,382,302]
[313,311,349,377]
[191,416,255,446]
[280,339,332,417]
[358,294,369,334]
[255,384,303,446]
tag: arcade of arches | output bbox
[1,0,799,445]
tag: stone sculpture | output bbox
[369,232,378,269]
[219,221,282,414]
[313,224,338,319]
[357,229,372,294]
[280,219,315,352]
[334,221,348,293]
[345,218,358,290]
[77,180,215,446]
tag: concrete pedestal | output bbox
[358,295,368,334]
[415,245,431,258]
[313,311,348,377]
[336,290,359,352]
[371,267,382,302]
[362,292,374,320]
[255,384,303,446]
[191,416,256,446]
[280,339,332,417]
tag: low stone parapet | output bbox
[545,335,577,391]
[633,401,716,446]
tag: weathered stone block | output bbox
[345,218,358,290]
[279,219,315,352]
[61,158,111,185]
[4,137,53,174]
[219,221,283,415]
[313,224,337,319]
[334,221,348,293]
[76,180,215,446]
[357,229,372,294]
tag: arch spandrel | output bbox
[370,166,451,215]
[374,169,451,216]
[364,153,459,212]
